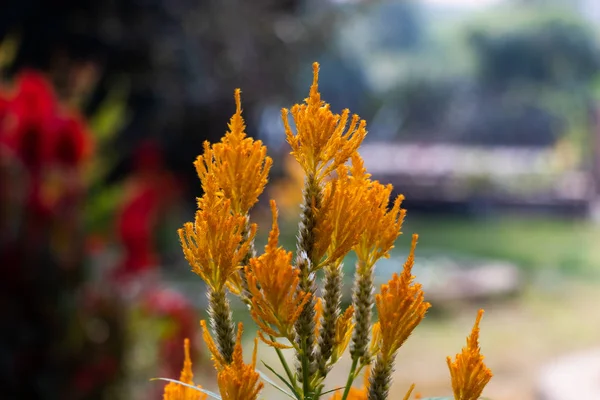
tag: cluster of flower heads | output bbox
[167,63,492,400]
[0,69,93,218]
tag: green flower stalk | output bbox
[293,174,322,388]
[208,287,237,364]
[317,262,343,376]
[350,259,375,365]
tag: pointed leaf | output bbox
[257,368,297,399]
[260,361,299,398]
[320,387,345,395]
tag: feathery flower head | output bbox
[215,323,264,400]
[369,322,382,357]
[330,305,355,363]
[314,296,324,342]
[282,62,367,182]
[163,339,207,400]
[376,234,431,361]
[354,171,406,267]
[314,155,371,268]
[201,319,226,370]
[179,175,257,292]
[245,200,311,347]
[195,89,272,215]
[446,310,492,400]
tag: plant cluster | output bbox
[160,63,493,400]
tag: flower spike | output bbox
[282,62,366,182]
[245,200,311,346]
[447,309,493,400]
[162,339,207,400]
[195,89,272,215]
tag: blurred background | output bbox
[1,0,600,399]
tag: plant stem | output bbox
[340,358,359,400]
[294,173,321,396]
[302,339,311,398]
[271,335,298,391]
[208,287,236,363]
[317,263,342,376]
[350,259,374,365]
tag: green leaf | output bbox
[151,378,222,399]
[260,361,299,398]
[319,387,345,395]
[257,367,298,400]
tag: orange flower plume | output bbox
[178,175,257,292]
[282,62,366,182]
[314,154,371,267]
[330,305,355,363]
[245,200,311,347]
[163,339,207,400]
[353,155,406,267]
[447,310,493,400]
[375,234,431,361]
[203,322,264,400]
[195,89,272,215]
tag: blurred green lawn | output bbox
[403,214,600,277]
[265,213,600,278]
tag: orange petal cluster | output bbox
[178,175,257,291]
[282,62,366,182]
[330,305,355,363]
[195,89,272,215]
[375,234,431,361]
[353,173,406,267]
[447,310,493,400]
[163,339,207,400]
[245,200,311,347]
[208,323,264,400]
[314,155,371,267]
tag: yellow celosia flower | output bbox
[446,310,492,400]
[200,319,227,370]
[369,322,382,356]
[376,234,431,361]
[178,175,257,291]
[282,62,367,182]
[244,200,311,348]
[314,296,323,342]
[213,323,264,400]
[250,202,311,338]
[331,305,355,363]
[195,89,273,215]
[353,153,406,267]
[163,339,207,400]
[314,155,371,267]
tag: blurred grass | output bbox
[268,213,600,277]
[403,214,600,276]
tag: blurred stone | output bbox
[373,254,522,304]
[537,348,600,400]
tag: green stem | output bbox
[301,339,311,398]
[271,336,298,392]
[340,358,359,400]
[208,287,236,363]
